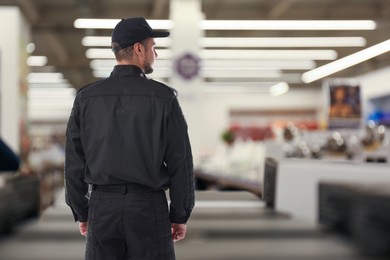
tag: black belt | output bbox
[91,183,155,194]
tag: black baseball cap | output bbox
[111,17,170,52]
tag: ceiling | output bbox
[1,0,390,90]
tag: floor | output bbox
[0,190,385,260]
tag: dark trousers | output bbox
[86,185,175,260]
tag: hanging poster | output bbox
[324,79,362,129]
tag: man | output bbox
[65,17,195,260]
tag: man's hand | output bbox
[171,223,186,242]
[79,221,88,237]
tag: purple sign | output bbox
[174,53,200,80]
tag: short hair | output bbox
[112,39,149,62]
[112,42,133,61]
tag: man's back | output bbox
[77,65,175,188]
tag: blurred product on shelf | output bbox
[27,132,65,211]
[229,124,274,142]
[196,139,265,195]
[278,121,389,162]
[28,143,64,173]
[283,122,299,141]
[326,132,347,153]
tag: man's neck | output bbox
[116,61,144,73]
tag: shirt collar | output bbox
[110,65,146,78]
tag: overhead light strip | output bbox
[27,56,48,66]
[302,39,390,83]
[90,59,172,70]
[89,59,315,70]
[93,68,172,78]
[82,36,173,47]
[74,19,174,29]
[75,19,375,31]
[203,87,269,94]
[200,68,281,78]
[28,87,76,95]
[27,72,68,84]
[29,83,72,88]
[202,60,316,70]
[200,49,337,60]
[205,73,302,84]
[199,20,376,30]
[204,82,281,88]
[86,48,173,59]
[82,36,365,48]
[199,37,367,48]
[269,82,289,96]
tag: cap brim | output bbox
[152,31,170,38]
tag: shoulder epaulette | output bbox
[76,79,105,94]
[150,79,178,97]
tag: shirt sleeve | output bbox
[64,94,89,222]
[165,97,195,224]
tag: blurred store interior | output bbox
[0,0,390,259]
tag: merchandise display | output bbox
[196,140,266,195]
[275,122,390,163]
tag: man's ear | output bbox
[134,42,144,56]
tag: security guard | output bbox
[65,17,195,260]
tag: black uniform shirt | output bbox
[65,65,195,224]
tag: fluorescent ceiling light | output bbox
[200,49,337,60]
[90,59,313,70]
[199,20,376,30]
[269,82,289,96]
[205,82,281,88]
[302,39,390,83]
[206,73,302,84]
[28,72,63,80]
[90,59,117,68]
[29,100,74,108]
[199,37,367,48]
[203,86,270,94]
[28,87,76,98]
[74,19,174,29]
[82,36,111,47]
[203,82,285,94]
[93,68,172,78]
[27,56,48,66]
[26,43,36,53]
[27,78,69,84]
[82,36,172,47]
[202,60,316,70]
[90,59,172,70]
[92,69,113,78]
[29,83,72,88]
[86,48,173,59]
[203,82,281,93]
[200,68,281,78]
[27,72,68,84]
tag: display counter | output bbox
[274,159,390,225]
[195,169,262,196]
